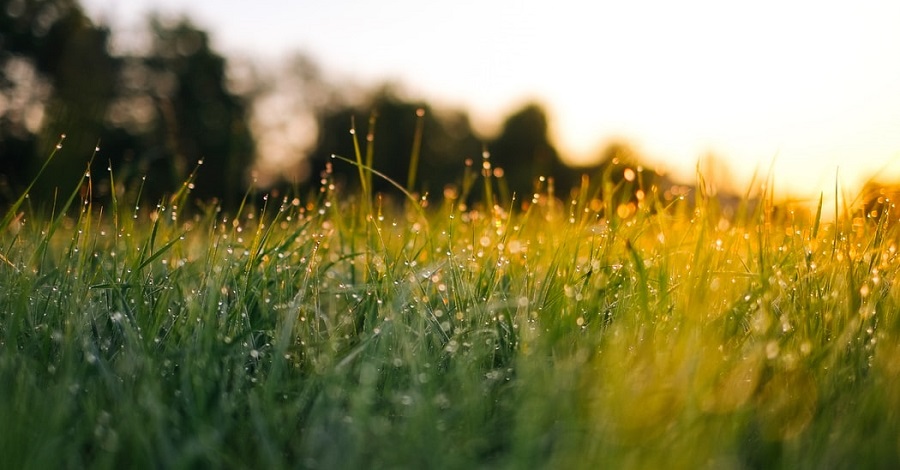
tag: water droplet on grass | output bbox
[766,341,780,359]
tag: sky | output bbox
[79,0,900,200]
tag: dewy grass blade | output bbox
[0,135,66,231]
[330,154,431,237]
[407,108,425,192]
[5,126,900,469]
[137,231,185,272]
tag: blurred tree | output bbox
[0,0,118,201]
[593,141,645,183]
[860,181,900,221]
[586,141,670,208]
[107,16,254,205]
[486,102,578,199]
[1,6,255,208]
[306,86,481,197]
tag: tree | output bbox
[581,140,679,214]
[1,0,118,202]
[486,102,578,199]
[125,16,254,205]
[2,5,257,208]
[306,86,481,197]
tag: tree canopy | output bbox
[1,0,677,211]
[1,2,253,207]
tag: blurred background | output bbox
[3,0,900,209]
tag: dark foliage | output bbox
[487,102,579,198]
[306,87,483,196]
[1,3,253,208]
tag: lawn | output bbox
[1,148,899,469]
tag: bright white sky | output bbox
[81,0,900,199]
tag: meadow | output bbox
[2,141,900,469]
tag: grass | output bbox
[2,139,900,469]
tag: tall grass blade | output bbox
[407,108,425,192]
[349,115,370,205]
[812,191,823,239]
[1,134,66,230]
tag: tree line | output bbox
[1,0,670,211]
[1,0,252,207]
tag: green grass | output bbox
[2,148,900,469]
